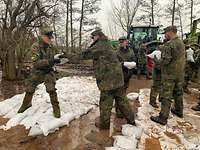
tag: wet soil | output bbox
[0,68,200,150]
[144,138,162,150]
[164,131,182,144]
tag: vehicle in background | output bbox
[127,25,163,77]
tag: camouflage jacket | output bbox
[80,39,124,91]
[116,47,136,81]
[161,36,185,80]
[194,49,200,67]
[31,38,56,73]
[137,47,146,65]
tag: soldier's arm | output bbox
[31,44,54,69]
[80,42,99,60]
[161,44,173,66]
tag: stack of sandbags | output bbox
[105,124,143,150]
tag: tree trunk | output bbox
[151,0,155,25]
[2,48,17,80]
[70,0,74,52]
[190,0,193,32]
[172,0,176,26]
[79,0,85,50]
[66,0,69,54]
[1,29,17,80]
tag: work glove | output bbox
[53,53,65,64]
[54,53,64,60]
[123,61,137,69]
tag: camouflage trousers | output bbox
[183,62,195,90]
[150,68,162,103]
[100,87,135,128]
[159,79,184,120]
[25,70,56,93]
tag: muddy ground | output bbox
[0,65,199,150]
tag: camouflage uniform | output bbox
[183,61,195,93]
[137,45,147,79]
[116,46,136,89]
[192,49,200,111]
[115,44,136,117]
[18,36,61,118]
[80,34,135,128]
[159,37,185,122]
[151,26,185,125]
[149,55,162,108]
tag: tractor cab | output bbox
[127,25,161,54]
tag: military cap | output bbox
[118,36,128,41]
[91,27,104,36]
[40,25,53,35]
[162,26,177,33]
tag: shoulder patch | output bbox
[31,43,39,53]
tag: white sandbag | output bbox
[123,62,136,69]
[113,135,137,150]
[4,114,27,130]
[127,93,139,101]
[28,125,43,136]
[0,77,100,136]
[147,50,161,60]
[105,147,124,150]
[60,58,69,65]
[122,124,143,139]
[186,48,194,62]
[37,112,76,136]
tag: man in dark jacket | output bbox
[79,29,136,129]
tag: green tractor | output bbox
[127,25,162,54]
[127,25,163,78]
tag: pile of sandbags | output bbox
[105,124,143,150]
[0,77,100,136]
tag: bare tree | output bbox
[177,0,184,39]
[79,0,100,50]
[0,0,56,80]
[112,0,141,32]
[139,0,161,25]
[172,0,176,26]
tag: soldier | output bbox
[78,29,135,129]
[183,46,195,94]
[192,48,200,111]
[115,36,136,118]
[137,43,147,79]
[18,25,61,118]
[149,52,162,108]
[150,26,185,125]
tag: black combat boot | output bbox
[18,92,33,113]
[191,104,200,111]
[150,115,167,125]
[172,95,183,118]
[49,92,61,118]
[171,108,183,118]
[150,98,171,125]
